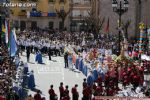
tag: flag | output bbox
[5,20,9,43]
[105,17,109,33]
[9,28,18,57]
[0,16,2,44]
[2,23,5,39]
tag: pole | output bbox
[0,15,2,45]
[118,1,122,55]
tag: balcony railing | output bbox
[30,12,42,17]
[48,12,56,17]
[30,11,56,17]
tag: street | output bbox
[21,52,86,100]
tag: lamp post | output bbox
[79,14,82,32]
[112,0,129,55]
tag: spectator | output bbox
[48,85,57,100]
[59,82,64,100]
[71,84,79,100]
[34,90,42,100]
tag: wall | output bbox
[99,0,136,38]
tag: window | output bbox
[73,0,80,4]
[83,11,89,17]
[14,20,19,30]
[21,10,26,12]
[31,21,37,30]
[72,10,81,17]
[59,21,63,30]
[60,6,64,11]
[49,21,54,29]
[60,0,64,3]
[49,0,55,2]
[49,6,55,12]
[20,21,26,31]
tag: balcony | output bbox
[30,11,42,17]
[30,11,56,17]
[48,12,56,17]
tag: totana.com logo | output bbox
[2,2,37,8]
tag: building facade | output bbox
[69,0,91,32]
[99,0,150,38]
[10,0,70,31]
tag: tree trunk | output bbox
[62,18,65,30]
[93,29,98,40]
[125,28,128,40]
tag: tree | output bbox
[55,10,70,30]
[84,9,105,39]
[55,0,70,30]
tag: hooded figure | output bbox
[87,71,94,87]
[35,51,43,64]
[28,70,35,90]
[93,68,98,81]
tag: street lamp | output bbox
[79,14,82,32]
[112,0,129,55]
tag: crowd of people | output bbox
[14,29,150,100]
[1,28,150,100]
[0,42,20,99]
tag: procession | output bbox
[1,0,150,100]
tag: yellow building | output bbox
[10,0,70,31]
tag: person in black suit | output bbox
[48,47,52,60]
[64,52,68,68]
[26,46,30,62]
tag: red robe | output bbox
[96,86,103,95]
[71,87,78,95]
[83,87,90,97]
[0,96,4,100]
[59,86,65,94]
[96,76,102,84]
[34,93,42,100]
[93,84,97,91]
[49,88,56,96]
[62,96,70,100]
[107,89,114,96]
[83,82,87,89]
